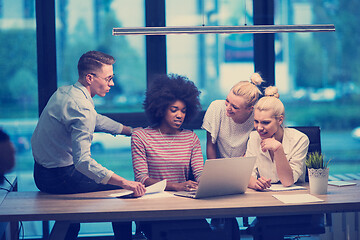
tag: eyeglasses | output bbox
[89,73,115,83]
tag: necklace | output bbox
[158,129,176,146]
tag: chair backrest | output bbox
[289,126,321,182]
[290,126,321,155]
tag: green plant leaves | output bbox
[306,152,331,169]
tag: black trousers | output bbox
[34,161,132,240]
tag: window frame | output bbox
[36,0,275,129]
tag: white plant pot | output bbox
[308,168,329,195]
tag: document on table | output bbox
[267,184,306,191]
[328,181,356,187]
[140,180,174,199]
[109,180,168,198]
[272,194,324,204]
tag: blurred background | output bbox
[0,0,359,238]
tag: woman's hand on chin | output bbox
[260,137,282,152]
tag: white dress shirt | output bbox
[245,127,309,183]
[31,81,123,184]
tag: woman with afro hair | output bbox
[131,74,215,240]
[132,73,203,191]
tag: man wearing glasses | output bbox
[31,51,145,240]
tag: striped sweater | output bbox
[131,127,204,184]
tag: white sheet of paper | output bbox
[272,194,324,204]
[268,184,306,191]
[109,179,167,198]
[109,189,133,198]
[328,181,356,187]
[145,179,167,194]
[140,191,175,199]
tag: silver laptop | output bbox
[174,156,256,199]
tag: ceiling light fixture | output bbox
[113,24,335,36]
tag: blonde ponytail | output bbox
[255,86,284,118]
[264,86,280,98]
[250,72,264,86]
[231,72,265,108]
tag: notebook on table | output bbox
[174,156,256,199]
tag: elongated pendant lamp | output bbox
[113,24,335,35]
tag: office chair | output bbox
[293,126,322,182]
[243,126,327,240]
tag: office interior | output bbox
[0,0,359,239]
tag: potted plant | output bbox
[306,152,331,194]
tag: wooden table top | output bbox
[0,181,359,223]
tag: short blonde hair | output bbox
[231,72,264,108]
[255,86,284,118]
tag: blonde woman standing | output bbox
[202,73,264,159]
[202,73,264,240]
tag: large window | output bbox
[167,0,255,110]
[275,0,360,174]
[0,0,37,186]
[0,0,39,237]
[56,0,146,113]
